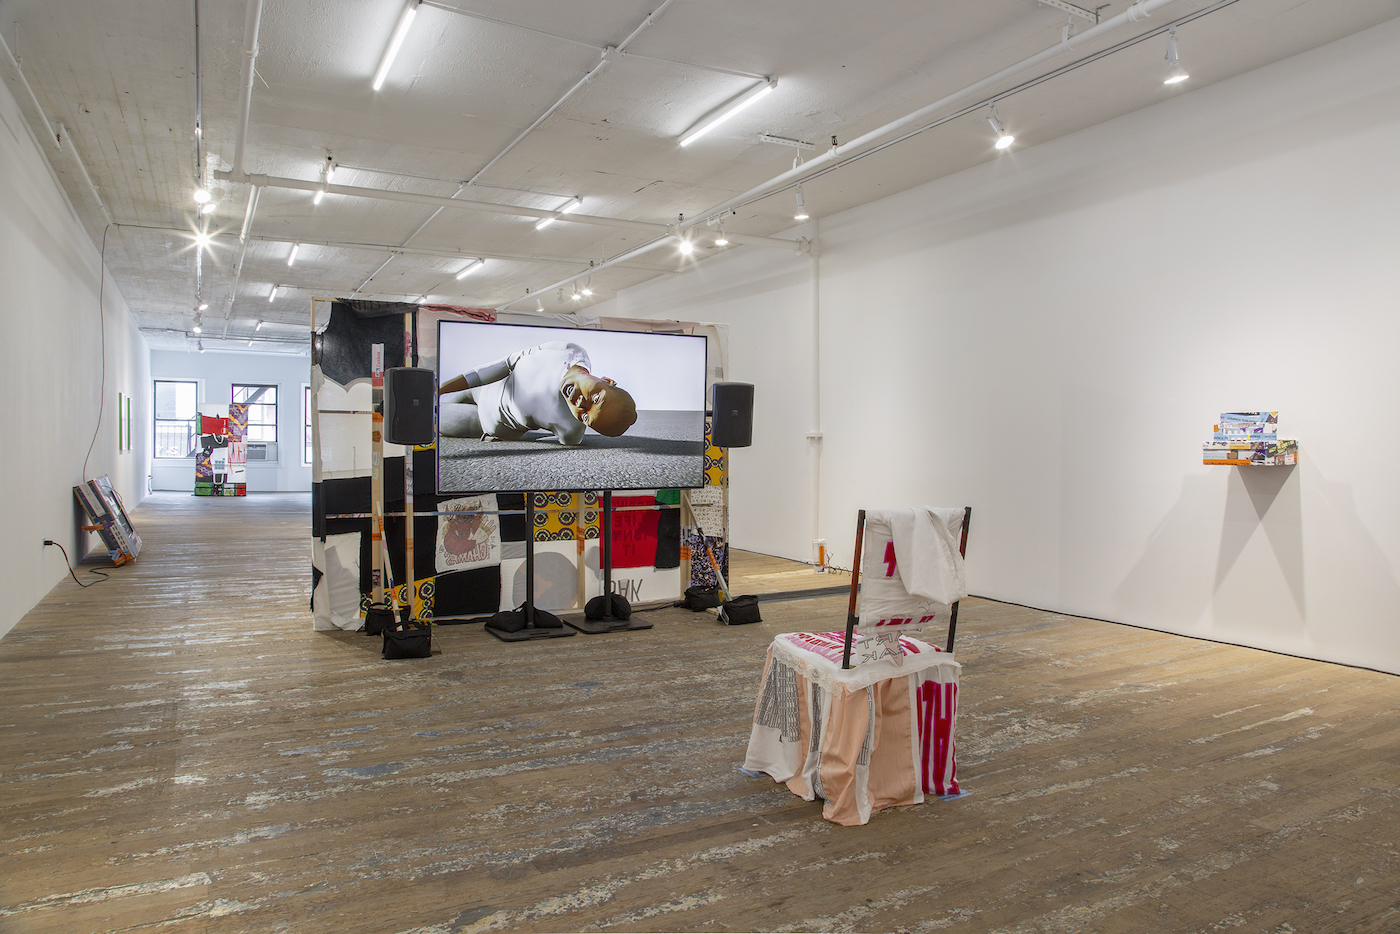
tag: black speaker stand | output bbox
[485,494,575,642]
[566,491,653,635]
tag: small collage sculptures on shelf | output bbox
[1203,411,1298,466]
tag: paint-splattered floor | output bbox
[3,493,1399,933]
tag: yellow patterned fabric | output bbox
[531,491,602,541]
[704,418,727,487]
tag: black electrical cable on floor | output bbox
[82,224,114,482]
[43,540,110,587]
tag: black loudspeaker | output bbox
[384,367,436,445]
[710,382,754,448]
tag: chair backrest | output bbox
[840,506,972,669]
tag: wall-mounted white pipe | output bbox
[681,0,1178,231]
[497,235,677,310]
[215,172,802,250]
[231,0,263,176]
[0,31,57,148]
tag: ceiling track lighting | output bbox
[535,196,583,231]
[197,339,205,353]
[192,320,202,334]
[580,275,593,297]
[287,243,300,266]
[714,220,728,246]
[193,187,211,205]
[314,157,336,205]
[201,201,217,215]
[535,298,545,312]
[1164,27,1189,84]
[987,105,1015,150]
[677,236,695,256]
[793,185,809,222]
[679,77,777,147]
[455,258,485,280]
[372,0,420,91]
[570,283,581,301]
[197,302,209,311]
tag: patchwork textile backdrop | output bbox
[309,300,732,630]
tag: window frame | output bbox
[152,379,201,460]
[302,383,313,466]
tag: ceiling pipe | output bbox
[497,235,678,311]
[401,0,678,246]
[213,172,801,250]
[109,223,681,272]
[231,0,264,176]
[680,0,1181,233]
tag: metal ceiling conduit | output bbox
[397,0,679,246]
[211,172,802,250]
[680,0,1184,233]
[231,0,263,176]
[498,235,679,311]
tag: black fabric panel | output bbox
[431,566,502,617]
[498,493,527,541]
[381,457,406,511]
[413,448,437,498]
[324,517,369,537]
[655,505,681,569]
[312,482,326,537]
[415,515,436,580]
[319,301,412,385]
[382,516,409,587]
[310,565,323,611]
[322,476,370,517]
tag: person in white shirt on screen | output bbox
[437,341,637,445]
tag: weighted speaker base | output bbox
[565,615,654,634]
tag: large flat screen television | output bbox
[436,320,709,494]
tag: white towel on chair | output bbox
[885,507,967,605]
[858,507,967,634]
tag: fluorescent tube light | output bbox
[312,189,325,205]
[372,0,420,91]
[255,320,263,330]
[287,243,300,266]
[535,197,582,231]
[268,286,279,302]
[455,259,485,279]
[679,78,777,147]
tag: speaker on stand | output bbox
[383,367,437,445]
[710,382,754,449]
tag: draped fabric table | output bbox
[743,631,960,826]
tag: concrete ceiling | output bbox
[4,0,1397,354]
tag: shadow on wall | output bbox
[1111,452,1400,664]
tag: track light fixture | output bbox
[678,236,695,256]
[535,298,545,312]
[678,78,777,147]
[987,106,1014,150]
[197,339,205,353]
[314,158,336,205]
[535,196,583,231]
[1164,28,1189,85]
[714,221,728,246]
[192,319,202,334]
[201,201,217,215]
[372,0,420,91]
[197,302,209,311]
[193,187,211,204]
[580,275,593,297]
[287,243,300,266]
[455,259,485,280]
[793,186,809,222]
[194,232,212,250]
[571,283,582,301]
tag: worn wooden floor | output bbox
[3,492,1399,934]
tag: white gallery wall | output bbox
[602,18,1400,674]
[0,75,151,639]
[150,349,313,492]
